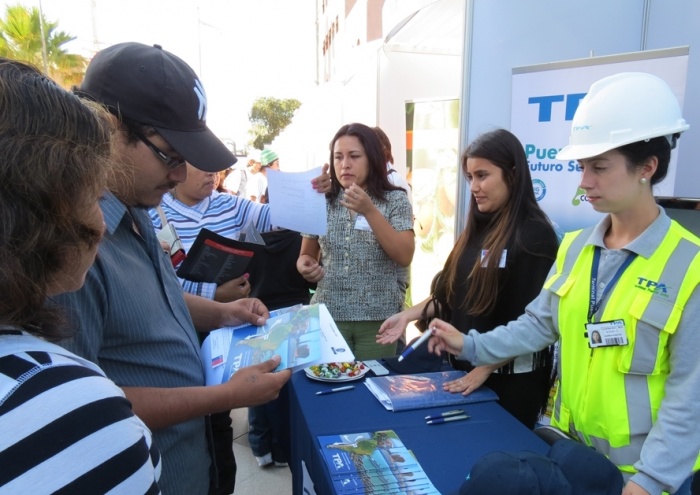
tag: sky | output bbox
[2,0,318,145]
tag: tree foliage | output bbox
[248,96,301,150]
[0,4,87,88]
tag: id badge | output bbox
[585,319,628,348]
[354,214,372,231]
[481,249,507,268]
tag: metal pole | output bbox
[38,0,49,74]
[197,6,202,77]
[91,0,99,52]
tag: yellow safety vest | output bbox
[543,220,700,476]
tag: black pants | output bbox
[208,411,236,495]
[484,366,551,430]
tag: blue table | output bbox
[288,366,549,495]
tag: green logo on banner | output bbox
[571,187,586,206]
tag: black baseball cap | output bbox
[79,42,236,172]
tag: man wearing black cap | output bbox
[52,42,294,495]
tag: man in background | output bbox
[224,149,257,198]
[247,150,266,202]
[259,148,280,203]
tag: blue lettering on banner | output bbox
[525,144,561,160]
[567,161,583,172]
[532,179,546,201]
[528,93,587,122]
[529,161,564,172]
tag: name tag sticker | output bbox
[354,215,372,231]
[481,249,507,268]
[585,319,628,348]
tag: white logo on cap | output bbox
[194,79,207,121]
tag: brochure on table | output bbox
[364,370,499,412]
[201,303,354,385]
[317,429,440,494]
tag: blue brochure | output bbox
[364,370,499,412]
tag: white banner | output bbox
[511,53,689,235]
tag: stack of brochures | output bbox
[317,430,440,494]
[364,370,499,412]
[199,303,354,385]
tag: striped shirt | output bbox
[0,331,161,494]
[52,192,210,495]
[149,191,272,299]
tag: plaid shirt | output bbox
[304,189,413,321]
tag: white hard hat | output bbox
[557,72,689,161]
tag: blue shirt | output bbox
[53,192,210,495]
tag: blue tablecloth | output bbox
[288,366,549,495]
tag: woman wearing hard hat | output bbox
[426,72,699,495]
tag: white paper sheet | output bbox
[267,167,327,235]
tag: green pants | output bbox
[336,320,397,361]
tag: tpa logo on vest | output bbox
[636,277,669,296]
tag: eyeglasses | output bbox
[135,132,186,170]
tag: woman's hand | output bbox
[376,312,410,345]
[311,163,331,193]
[621,481,650,495]
[214,273,251,302]
[297,254,325,283]
[427,318,465,356]
[341,184,372,215]
[444,364,498,396]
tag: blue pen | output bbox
[426,414,470,425]
[397,329,433,362]
[315,385,355,396]
[424,409,465,421]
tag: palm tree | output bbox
[0,4,87,88]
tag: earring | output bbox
[640,177,648,185]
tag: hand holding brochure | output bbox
[200,303,354,385]
[364,370,498,412]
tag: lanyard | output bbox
[588,247,636,322]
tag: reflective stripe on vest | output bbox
[545,221,700,472]
[544,228,590,426]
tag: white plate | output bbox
[304,362,369,382]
